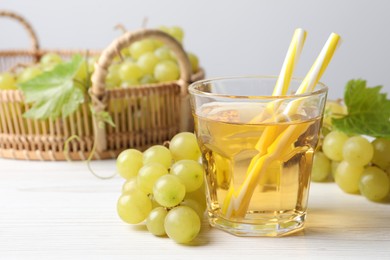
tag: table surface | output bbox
[1,158,389,260]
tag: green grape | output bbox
[146,207,168,236]
[143,145,172,169]
[105,63,121,89]
[322,131,349,161]
[129,39,155,60]
[121,79,140,88]
[185,184,206,213]
[154,60,179,82]
[342,136,374,166]
[137,53,159,75]
[169,26,184,43]
[153,175,185,208]
[187,52,199,73]
[122,177,138,194]
[17,66,42,83]
[331,160,340,179]
[170,160,204,192]
[75,57,95,82]
[180,198,204,219]
[164,206,201,243]
[311,151,331,182]
[116,149,143,180]
[359,166,390,201]
[40,53,62,66]
[117,188,152,224]
[137,162,168,194]
[169,132,201,161]
[158,26,170,34]
[323,100,347,126]
[334,161,364,194]
[0,72,17,90]
[119,61,143,81]
[139,74,157,85]
[154,47,174,61]
[371,138,390,170]
[151,39,164,49]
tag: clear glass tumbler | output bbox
[189,76,328,237]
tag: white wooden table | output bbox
[1,158,389,259]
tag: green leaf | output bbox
[332,79,390,138]
[19,55,84,120]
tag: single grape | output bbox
[359,166,390,202]
[146,207,168,236]
[117,188,152,224]
[122,177,138,194]
[129,40,155,60]
[322,131,349,161]
[311,151,331,182]
[139,74,157,85]
[143,145,172,169]
[116,149,143,180]
[0,72,17,90]
[170,160,204,192]
[137,53,159,75]
[164,206,201,243]
[17,67,42,83]
[153,175,185,208]
[121,79,140,88]
[331,160,340,179]
[154,47,174,61]
[154,60,179,82]
[187,52,199,73]
[74,57,94,82]
[119,61,143,81]
[342,136,374,166]
[180,198,204,219]
[334,161,364,194]
[185,184,206,214]
[169,132,201,161]
[371,138,390,170]
[105,63,121,89]
[169,26,184,43]
[323,100,347,126]
[137,162,168,194]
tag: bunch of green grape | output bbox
[0,52,95,90]
[312,101,390,202]
[116,132,206,244]
[106,26,199,88]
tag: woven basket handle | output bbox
[91,28,192,99]
[0,10,40,60]
[90,28,193,152]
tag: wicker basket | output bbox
[0,10,204,161]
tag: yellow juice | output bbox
[194,103,322,235]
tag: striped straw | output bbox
[284,32,341,114]
[273,28,307,96]
[250,28,306,123]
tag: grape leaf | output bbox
[19,55,84,120]
[332,79,390,138]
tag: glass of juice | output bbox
[189,76,328,237]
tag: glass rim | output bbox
[188,75,328,100]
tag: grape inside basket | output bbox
[0,12,204,161]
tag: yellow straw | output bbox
[273,28,307,96]
[250,28,307,123]
[222,32,342,218]
[284,33,341,114]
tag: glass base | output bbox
[208,212,306,237]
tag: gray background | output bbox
[1,0,389,99]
